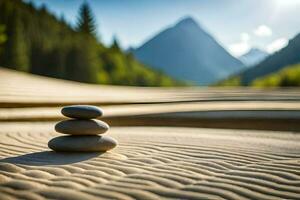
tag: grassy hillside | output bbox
[252,63,300,87]
[213,76,241,87]
[216,63,300,88]
[0,0,184,86]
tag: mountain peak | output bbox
[246,48,267,55]
[239,48,268,67]
[175,16,198,28]
[133,16,245,85]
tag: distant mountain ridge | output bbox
[133,17,245,85]
[240,33,300,85]
[239,48,269,67]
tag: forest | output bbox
[0,0,184,86]
[216,63,300,87]
[252,63,300,87]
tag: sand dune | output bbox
[0,123,300,200]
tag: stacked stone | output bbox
[48,105,117,152]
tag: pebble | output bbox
[48,135,117,152]
[55,119,109,135]
[61,105,103,119]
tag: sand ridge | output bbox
[0,123,299,200]
[1,102,300,131]
[1,67,300,108]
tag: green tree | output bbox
[65,35,99,83]
[0,25,7,55]
[111,36,121,52]
[251,64,300,87]
[67,2,102,83]
[0,25,6,44]
[76,2,96,36]
[3,9,29,71]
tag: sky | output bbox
[28,0,300,57]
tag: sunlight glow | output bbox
[275,0,300,8]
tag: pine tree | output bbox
[76,2,96,36]
[65,35,99,83]
[68,2,100,83]
[4,9,29,71]
[111,36,121,51]
[0,25,7,55]
[0,25,6,43]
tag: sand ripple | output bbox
[0,123,299,200]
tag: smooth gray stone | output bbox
[48,135,117,152]
[62,105,103,119]
[55,119,109,135]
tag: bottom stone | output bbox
[48,135,117,152]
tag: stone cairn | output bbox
[48,105,117,152]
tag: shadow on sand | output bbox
[0,151,103,166]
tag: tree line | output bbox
[0,0,184,86]
[252,63,300,87]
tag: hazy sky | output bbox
[28,0,300,57]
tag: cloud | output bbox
[253,25,272,37]
[266,38,288,53]
[240,32,250,42]
[229,42,250,57]
[228,33,251,57]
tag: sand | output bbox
[1,101,300,131]
[0,122,300,200]
[1,67,300,108]
[1,67,300,199]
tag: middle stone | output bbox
[55,119,109,135]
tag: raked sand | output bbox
[1,68,300,199]
[0,122,300,200]
[1,67,300,107]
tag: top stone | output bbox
[61,105,103,119]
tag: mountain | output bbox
[133,17,245,85]
[239,48,269,67]
[240,33,300,85]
